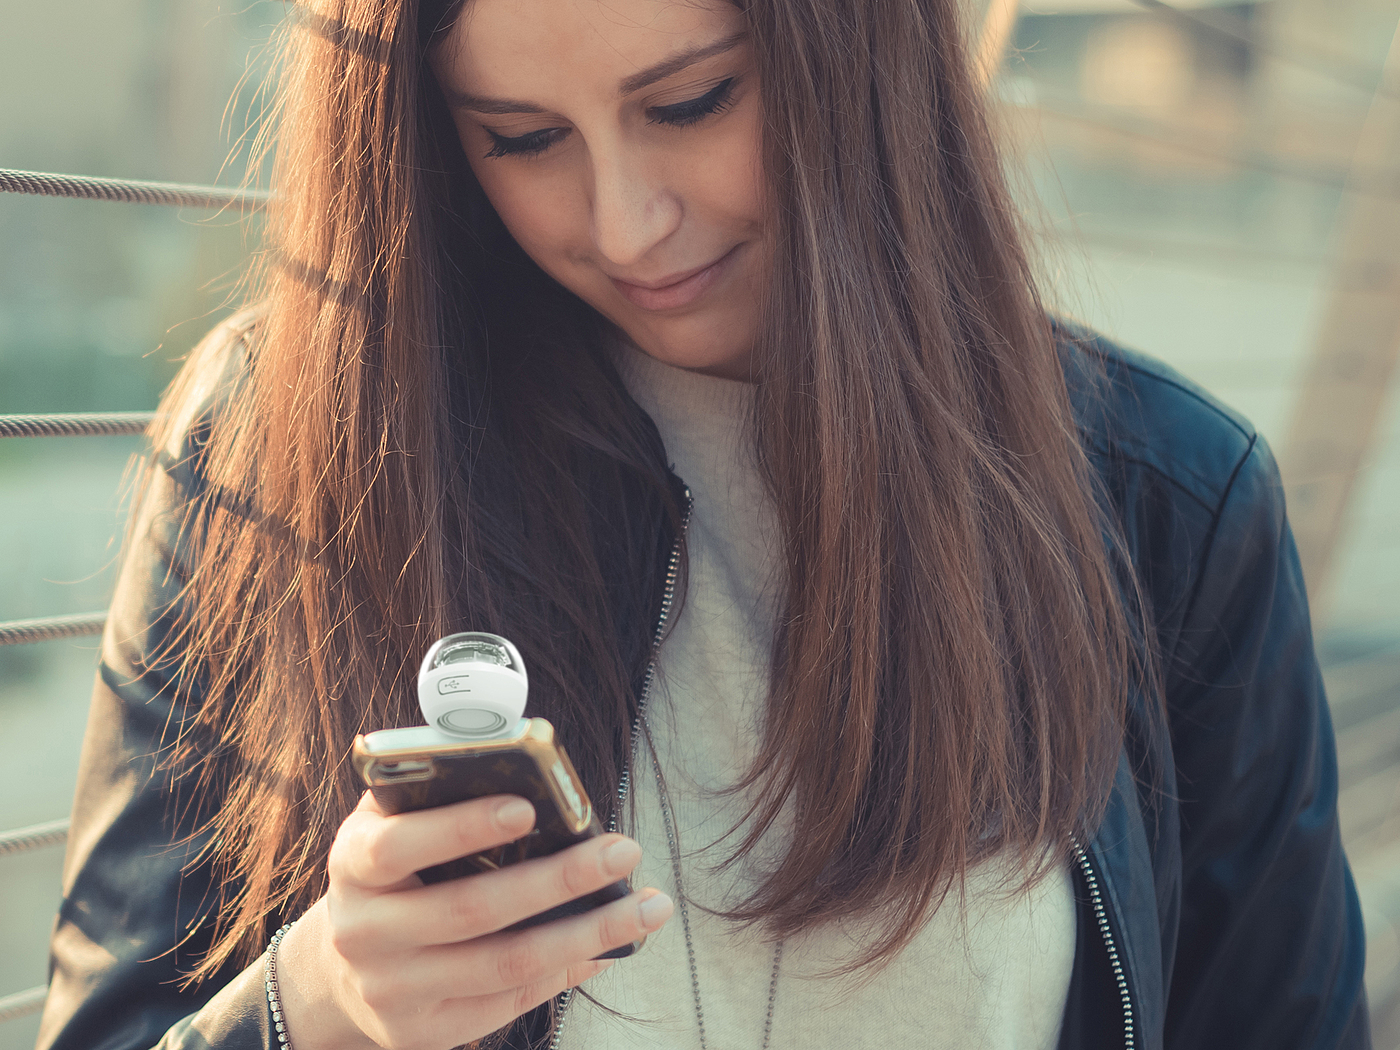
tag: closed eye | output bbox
[647,77,737,128]
[481,76,739,159]
[484,126,569,159]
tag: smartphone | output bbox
[352,717,642,958]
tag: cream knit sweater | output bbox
[555,345,1076,1050]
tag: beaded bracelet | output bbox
[264,922,297,1050]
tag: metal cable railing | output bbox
[0,176,153,1038]
[0,174,166,1035]
[0,411,155,439]
[0,168,269,211]
[0,822,72,1022]
[0,414,145,648]
[0,613,108,647]
[0,987,48,1025]
[0,818,70,859]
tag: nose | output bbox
[588,147,683,269]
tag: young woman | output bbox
[37,0,1367,1047]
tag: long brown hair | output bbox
[153,0,1140,998]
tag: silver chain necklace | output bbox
[548,492,784,1050]
[550,491,783,1049]
[648,735,785,1050]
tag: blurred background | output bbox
[0,0,1396,1045]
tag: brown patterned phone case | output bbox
[352,718,641,959]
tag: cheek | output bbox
[688,102,767,233]
[451,115,586,273]
[468,156,586,271]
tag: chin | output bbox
[643,343,751,378]
[616,313,757,380]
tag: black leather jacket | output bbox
[36,311,1370,1050]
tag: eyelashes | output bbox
[647,77,737,129]
[483,77,738,159]
[484,126,564,159]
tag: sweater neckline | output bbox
[611,339,755,441]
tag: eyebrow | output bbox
[446,30,747,115]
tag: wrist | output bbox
[272,901,380,1050]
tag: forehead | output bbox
[438,0,745,93]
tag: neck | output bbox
[610,328,757,384]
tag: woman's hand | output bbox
[273,792,672,1050]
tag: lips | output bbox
[610,245,739,312]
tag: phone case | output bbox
[352,718,640,958]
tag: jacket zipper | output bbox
[1073,841,1136,1050]
[549,490,693,1050]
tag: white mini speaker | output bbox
[417,632,528,738]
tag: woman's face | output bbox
[430,0,769,380]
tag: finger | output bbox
[405,888,672,1001]
[368,832,645,946]
[330,792,537,890]
[425,958,618,1048]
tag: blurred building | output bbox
[1002,0,1399,639]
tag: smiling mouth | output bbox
[610,245,740,312]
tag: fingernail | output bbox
[600,838,642,878]
[495,798,534,828]
[637,891,673,930]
